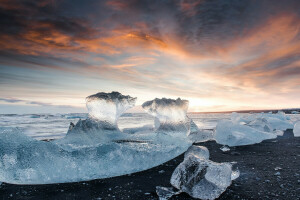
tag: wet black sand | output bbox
[0,129,299,200]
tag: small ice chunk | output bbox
[171,155,234,200]
[293,121,300,137]
[156,186,179,200]
[220,146,230,152]
[184,145,209,160]
[142,98,190,137]
[274,172,281,176]
[231,169,240,180]
[275,167,282,170]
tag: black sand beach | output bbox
[0,129,299,200]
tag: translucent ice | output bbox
[188,120,214,143]
[170,154,234,200]
[54,92,137,149]
[215,120,276,146]
[0,93,192,184]
[156,186,179,200]
[85,91,137,129]
[0,126,191,184]
[142,98,190,138]
[231,112,293,131]
[184,145,209,160]
[263,116,293,131]
[293,121,300,137]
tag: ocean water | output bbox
[0,113,298,141]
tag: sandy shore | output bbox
[0,129,299,200]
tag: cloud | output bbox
[0,97,78,109]
[1,0,300,112]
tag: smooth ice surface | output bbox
[215,120,276,146]
[171,155,234,200]
[293,121,300,137]
[142,98,190,138]
[0,93,193,184]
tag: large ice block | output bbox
[142,98,190,137]
[86,91,137,128]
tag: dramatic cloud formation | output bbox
[0,0,300,113]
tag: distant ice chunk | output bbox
[171,155,234,200]
[188,120,214,143]
[293,121,300,137]
[142,98,190,138]
[265,117,293,131]
[184,145,209,160]
[215,120,276,146]
[86,92,137,129]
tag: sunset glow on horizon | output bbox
[0,0,300,114]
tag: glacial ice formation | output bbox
[142,98,190,138]
[293,121,300,137]
[0,93,192,184]
[215,120,276,146]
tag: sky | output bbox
[0,0,300,114]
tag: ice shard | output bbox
[142,98,190,138]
